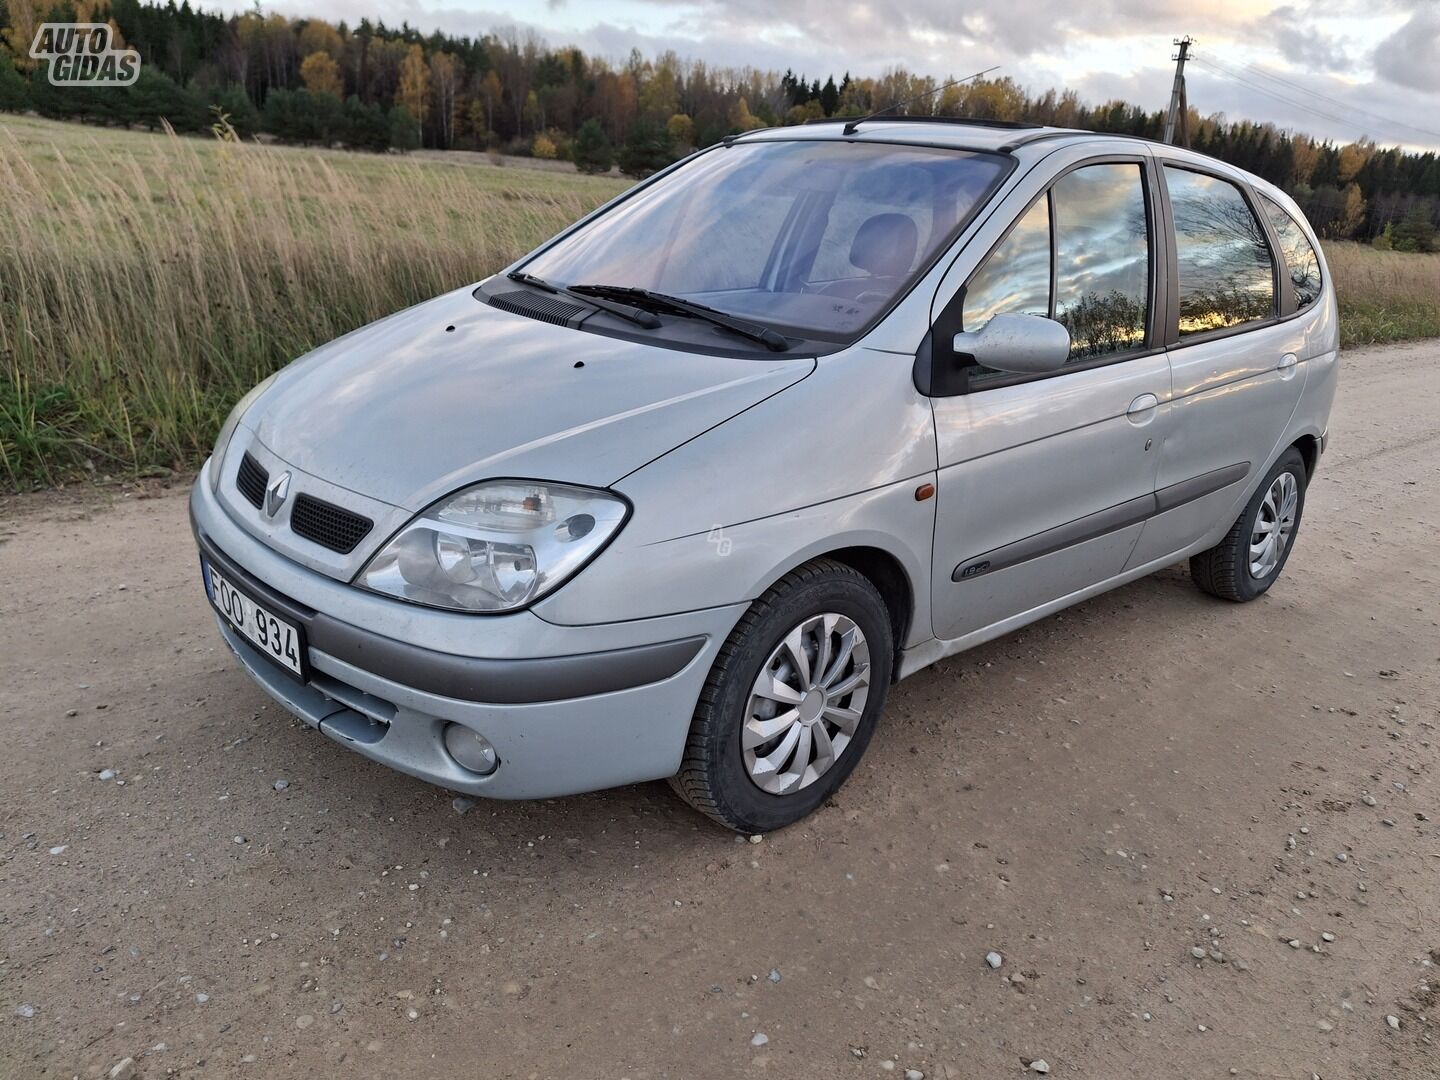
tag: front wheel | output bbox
[1191,447,1308,602]
[669,558,894,833]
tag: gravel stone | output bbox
[1387,1015,1401,1031]
[107,1059,137,1080]
[986,951,1003,969]
[451,798,474,815]
[1029,1060,1051,1074]
[750,1032,769,1047]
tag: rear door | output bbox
[1126,161,1312,567]
[928,150,1171,643]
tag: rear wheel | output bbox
[1191,447,1307,602]
[669,558,894,833]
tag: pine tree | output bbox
[572,118,613,174]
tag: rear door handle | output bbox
[1278,353,1299,379]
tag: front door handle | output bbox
[1127,393,1158,413]
[1126,393,1159,426]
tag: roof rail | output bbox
[803,115,1042,135]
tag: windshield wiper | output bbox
[506,270,661,329]
[567,284,790,352]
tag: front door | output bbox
[929,156,1170,643]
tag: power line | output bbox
[1232,61,1440,143]
[1191,50,1440,147]
[1189,54,1392,136]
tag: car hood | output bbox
[244,287,815,512]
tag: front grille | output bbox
[236,452,268,509]
[290,494,373,554]
[487,289,589,327]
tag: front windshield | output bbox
[522,140,1009,341]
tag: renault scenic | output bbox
[192,118,1338,832]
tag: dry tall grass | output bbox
[3,117,1438,490]
[1325,241,1440,347]
[0,117,624,488]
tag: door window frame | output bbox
[1153,161,1293,348]
[928,153,1166,395]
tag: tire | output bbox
[669,558,895,833]
[1190,447,1307,602]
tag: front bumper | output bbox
[191,462,743,798]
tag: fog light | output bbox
[443,723,499,776]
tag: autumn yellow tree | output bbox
[397,44,431,131]
[297,19,343,60]
[1,0,40,70]
[666,112,695,149]
[1339,182,1368,237]
[730,96,765,132]
[1337,139,1374,184]
[300,51,343,98]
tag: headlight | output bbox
[209,373,278,492]
[357,480,629,612]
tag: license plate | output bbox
[204,561,306,679]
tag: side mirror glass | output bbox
[952,313,1071,375]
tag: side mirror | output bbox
[952,313,1071,375]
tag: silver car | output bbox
[192,118,1337,832]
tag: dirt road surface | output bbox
[3,342,1438,1080]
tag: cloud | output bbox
[1372,6,1440,92]
[1255,5,1355,72]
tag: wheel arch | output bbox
[1291,432,1320,480]
[760,543,917,681]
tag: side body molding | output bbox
[953,462,1250,582]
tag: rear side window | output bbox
[1257,194,1322,309]
[962,162,1150,382]
[1165,168,1274,337]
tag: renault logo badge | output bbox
[265,471,291,517]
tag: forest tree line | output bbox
[2,0,1438,249]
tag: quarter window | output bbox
[961,162,1151,383]
[1165,168,1275,336]
[1258,194,1322,309]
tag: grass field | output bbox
[0,115,626,489]
[2,115,1437,490]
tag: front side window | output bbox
[1258,194,1322,309]
[524,141,1008,343]
[1052,163,1150,359]
[961,161,1150,382]
[1166,168,1275,336]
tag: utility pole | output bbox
[1163,36,1193,147]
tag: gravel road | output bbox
[2,342,1438,1079]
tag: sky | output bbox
[261,0,1440,151]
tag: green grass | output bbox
[3,116,1438,490]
